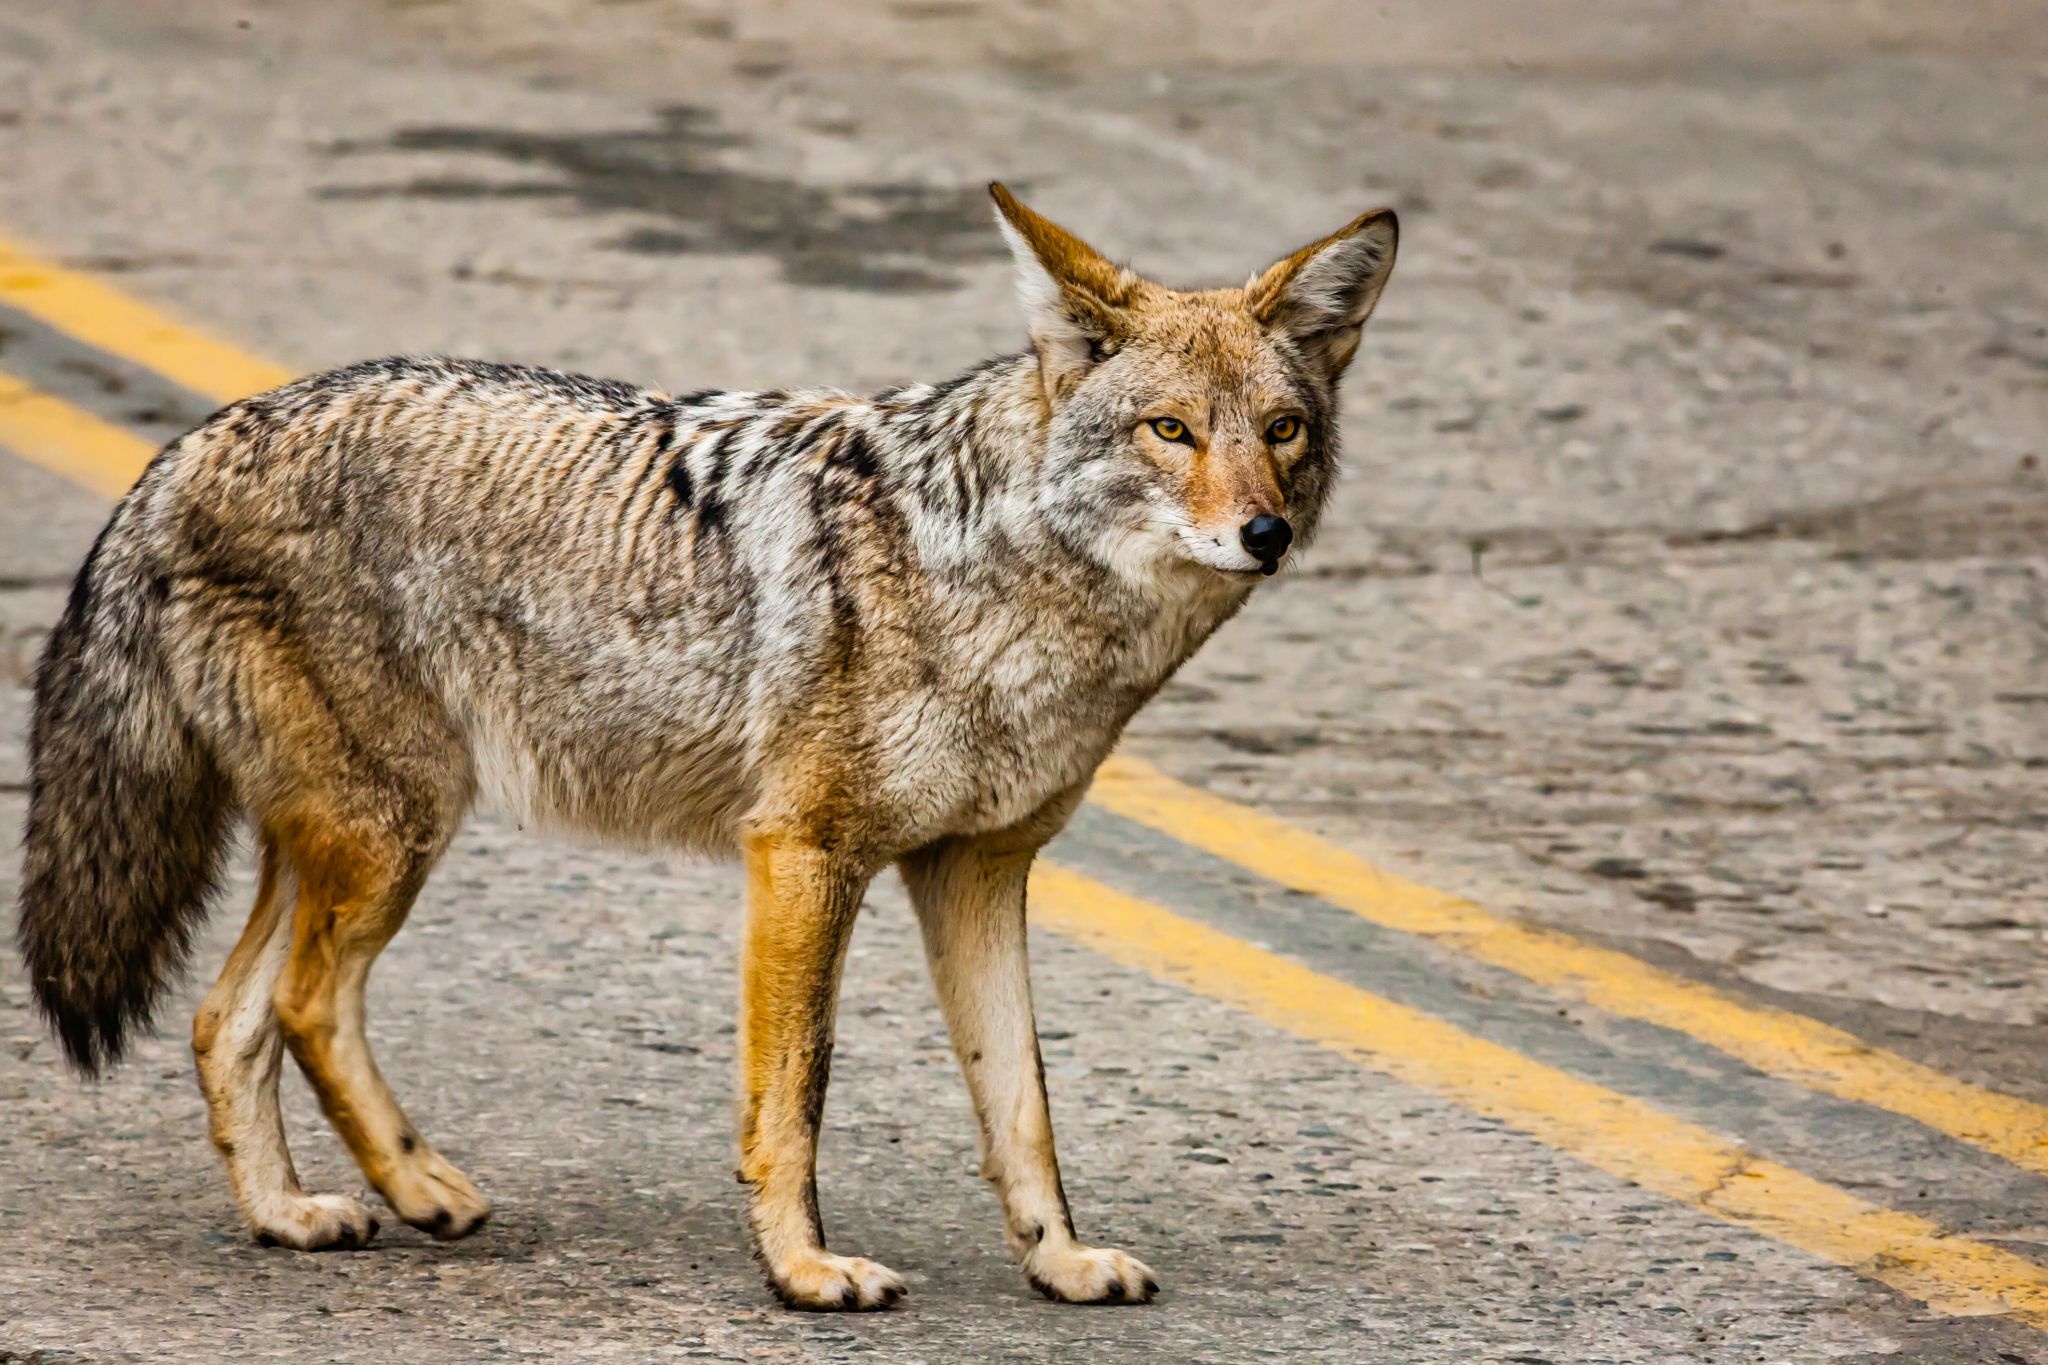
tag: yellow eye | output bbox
[1267,415,1302,443]
[1149,417,1189,443]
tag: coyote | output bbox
[17,185,1395,1309]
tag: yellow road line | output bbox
[1031,863,2048,1332]
[0,232,292,405]
[0,368,159,498]
[1090,755,2048,1178]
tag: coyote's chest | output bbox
[854,573,1237,843]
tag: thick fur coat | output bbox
[17,186,1396,1309]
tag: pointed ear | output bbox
[989,183,1144,402]
[1246,208,1398,381]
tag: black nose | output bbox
[1240,514,1292,572]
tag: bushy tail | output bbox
[17,518,235,1075]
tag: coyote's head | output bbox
[991,184,1396,582]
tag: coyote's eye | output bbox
[1148,417,1191,444]
[1266,415,1303,443]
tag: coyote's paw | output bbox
[1024,1242,1158,1304]
[249,1193,381,1251]
[767,1250,907,1311]
[382,1150,491,1241]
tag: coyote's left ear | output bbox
[989,183,1144,403]
[1246,209,1398,381]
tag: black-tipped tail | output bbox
[16,525,233,1074]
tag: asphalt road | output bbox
[2,2,2045,1361]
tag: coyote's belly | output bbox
[435,633,766,854]
[410,546,1215,856]
[428,583,1166,857]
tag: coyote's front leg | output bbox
[737,831,905,1310]
[900,828,1159,1305]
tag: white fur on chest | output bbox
[872,569,1239,842]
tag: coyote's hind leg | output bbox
[193,833,379,1250]
[271,814,490,1241]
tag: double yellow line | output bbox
[1035,868,2048,1324]
[0,238,288,496]
[0,371,160,499]
[0,238,291,403]
[1091,759,2048,1178]
[5,228,2046,1330]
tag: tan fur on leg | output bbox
[193,834,378,1250]
[271,816,488,1241]
[901,814,1158,1305]
[737,831,903,1310]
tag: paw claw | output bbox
[1023,1243,1157,1305]
[768,1251,907,1311]
[247,1193,381,1252]
[383,1153,491,1241]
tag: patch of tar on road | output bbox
[316,104,1004,293]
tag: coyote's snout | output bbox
[16,185,1396,1309]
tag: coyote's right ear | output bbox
[1246,209,1398,382]
[989,183,1143,403]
